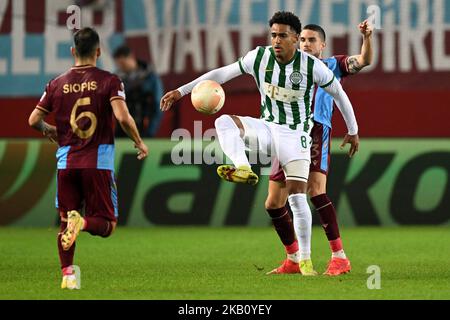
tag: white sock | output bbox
[288,193,312,261]
[215,115,250,168]
[332,250,347,259]
[287,251,300,263]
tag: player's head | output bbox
[71,27,101,61]
[269,11,301,62]
[300,24,326,58]
[113,45,137,73]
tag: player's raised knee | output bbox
[101,221,116,238]
[214,114,231,130]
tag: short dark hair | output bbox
[303,24,326,41]
[269,11,302,34]
[113,45,132,59]
[73,27,99,58]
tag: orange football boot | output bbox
[323,257,351,276]
[266,259,301,275]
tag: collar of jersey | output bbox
[72,64,96,69]
[269,47,299,67]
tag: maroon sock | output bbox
[310,194,341,243]
[266,207,297,251]
[83,217,112,237]
[58,222,75,270]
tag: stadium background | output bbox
[0,0,449,228]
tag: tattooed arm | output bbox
[347,20,374,74]
[28,108,57,143]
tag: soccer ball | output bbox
[191,80,225,115]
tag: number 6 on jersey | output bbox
[70,97,97,139]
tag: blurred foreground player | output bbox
[28,27,148,289]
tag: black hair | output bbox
[269,11,302,34]
[73,27,100,58]
[113,45,132,59]
[303,24,327,41]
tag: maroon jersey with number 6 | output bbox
[37,65,125,170]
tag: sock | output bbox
[215,115,250,168]
[62,266,74,276]
[288,193,312,261]
[287,252,300,263]
[266,207,300,263]
[310,194,345,255]
[286,241,300,263]
[83,217,112,237]
[58,222,75,270]
[332,249,347,259]
[266,207,297,247]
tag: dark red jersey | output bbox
[37,65,125,170]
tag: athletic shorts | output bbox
[309,122,332,175]
[269,121,331,181]
[238,116,312,167]
[56,169,118,222]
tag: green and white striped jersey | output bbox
[238,46,335,132]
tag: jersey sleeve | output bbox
[36,81,53,114]
[109,75,126,103]
[334,55,350,77]
[177,63,242,97]
[312,57,336,89]
[238,47,260,76]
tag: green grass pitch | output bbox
[0,226,449,300]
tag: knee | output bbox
[265,195,286,210]
[284,160,309,194]
[264,187,288,210]
[307,181,321,197]
[307,179,325,197]
[102,221,116,238]
[215,115,244,137]
[287,182,307,195]
[214,115,231,130]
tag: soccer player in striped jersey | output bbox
[160,11,359,275]
[267,21,373,275]
[29,28,148,289]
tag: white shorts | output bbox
[237,116,312,167]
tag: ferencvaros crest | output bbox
[289,71,303,85]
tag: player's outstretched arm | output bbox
[160,90,182,112]
[322,79,360,157]
[159,62,242,112]
[347,19,374,74]
[28,108,57,143]
[111,99,148,160]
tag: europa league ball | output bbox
[191,80,225,115]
